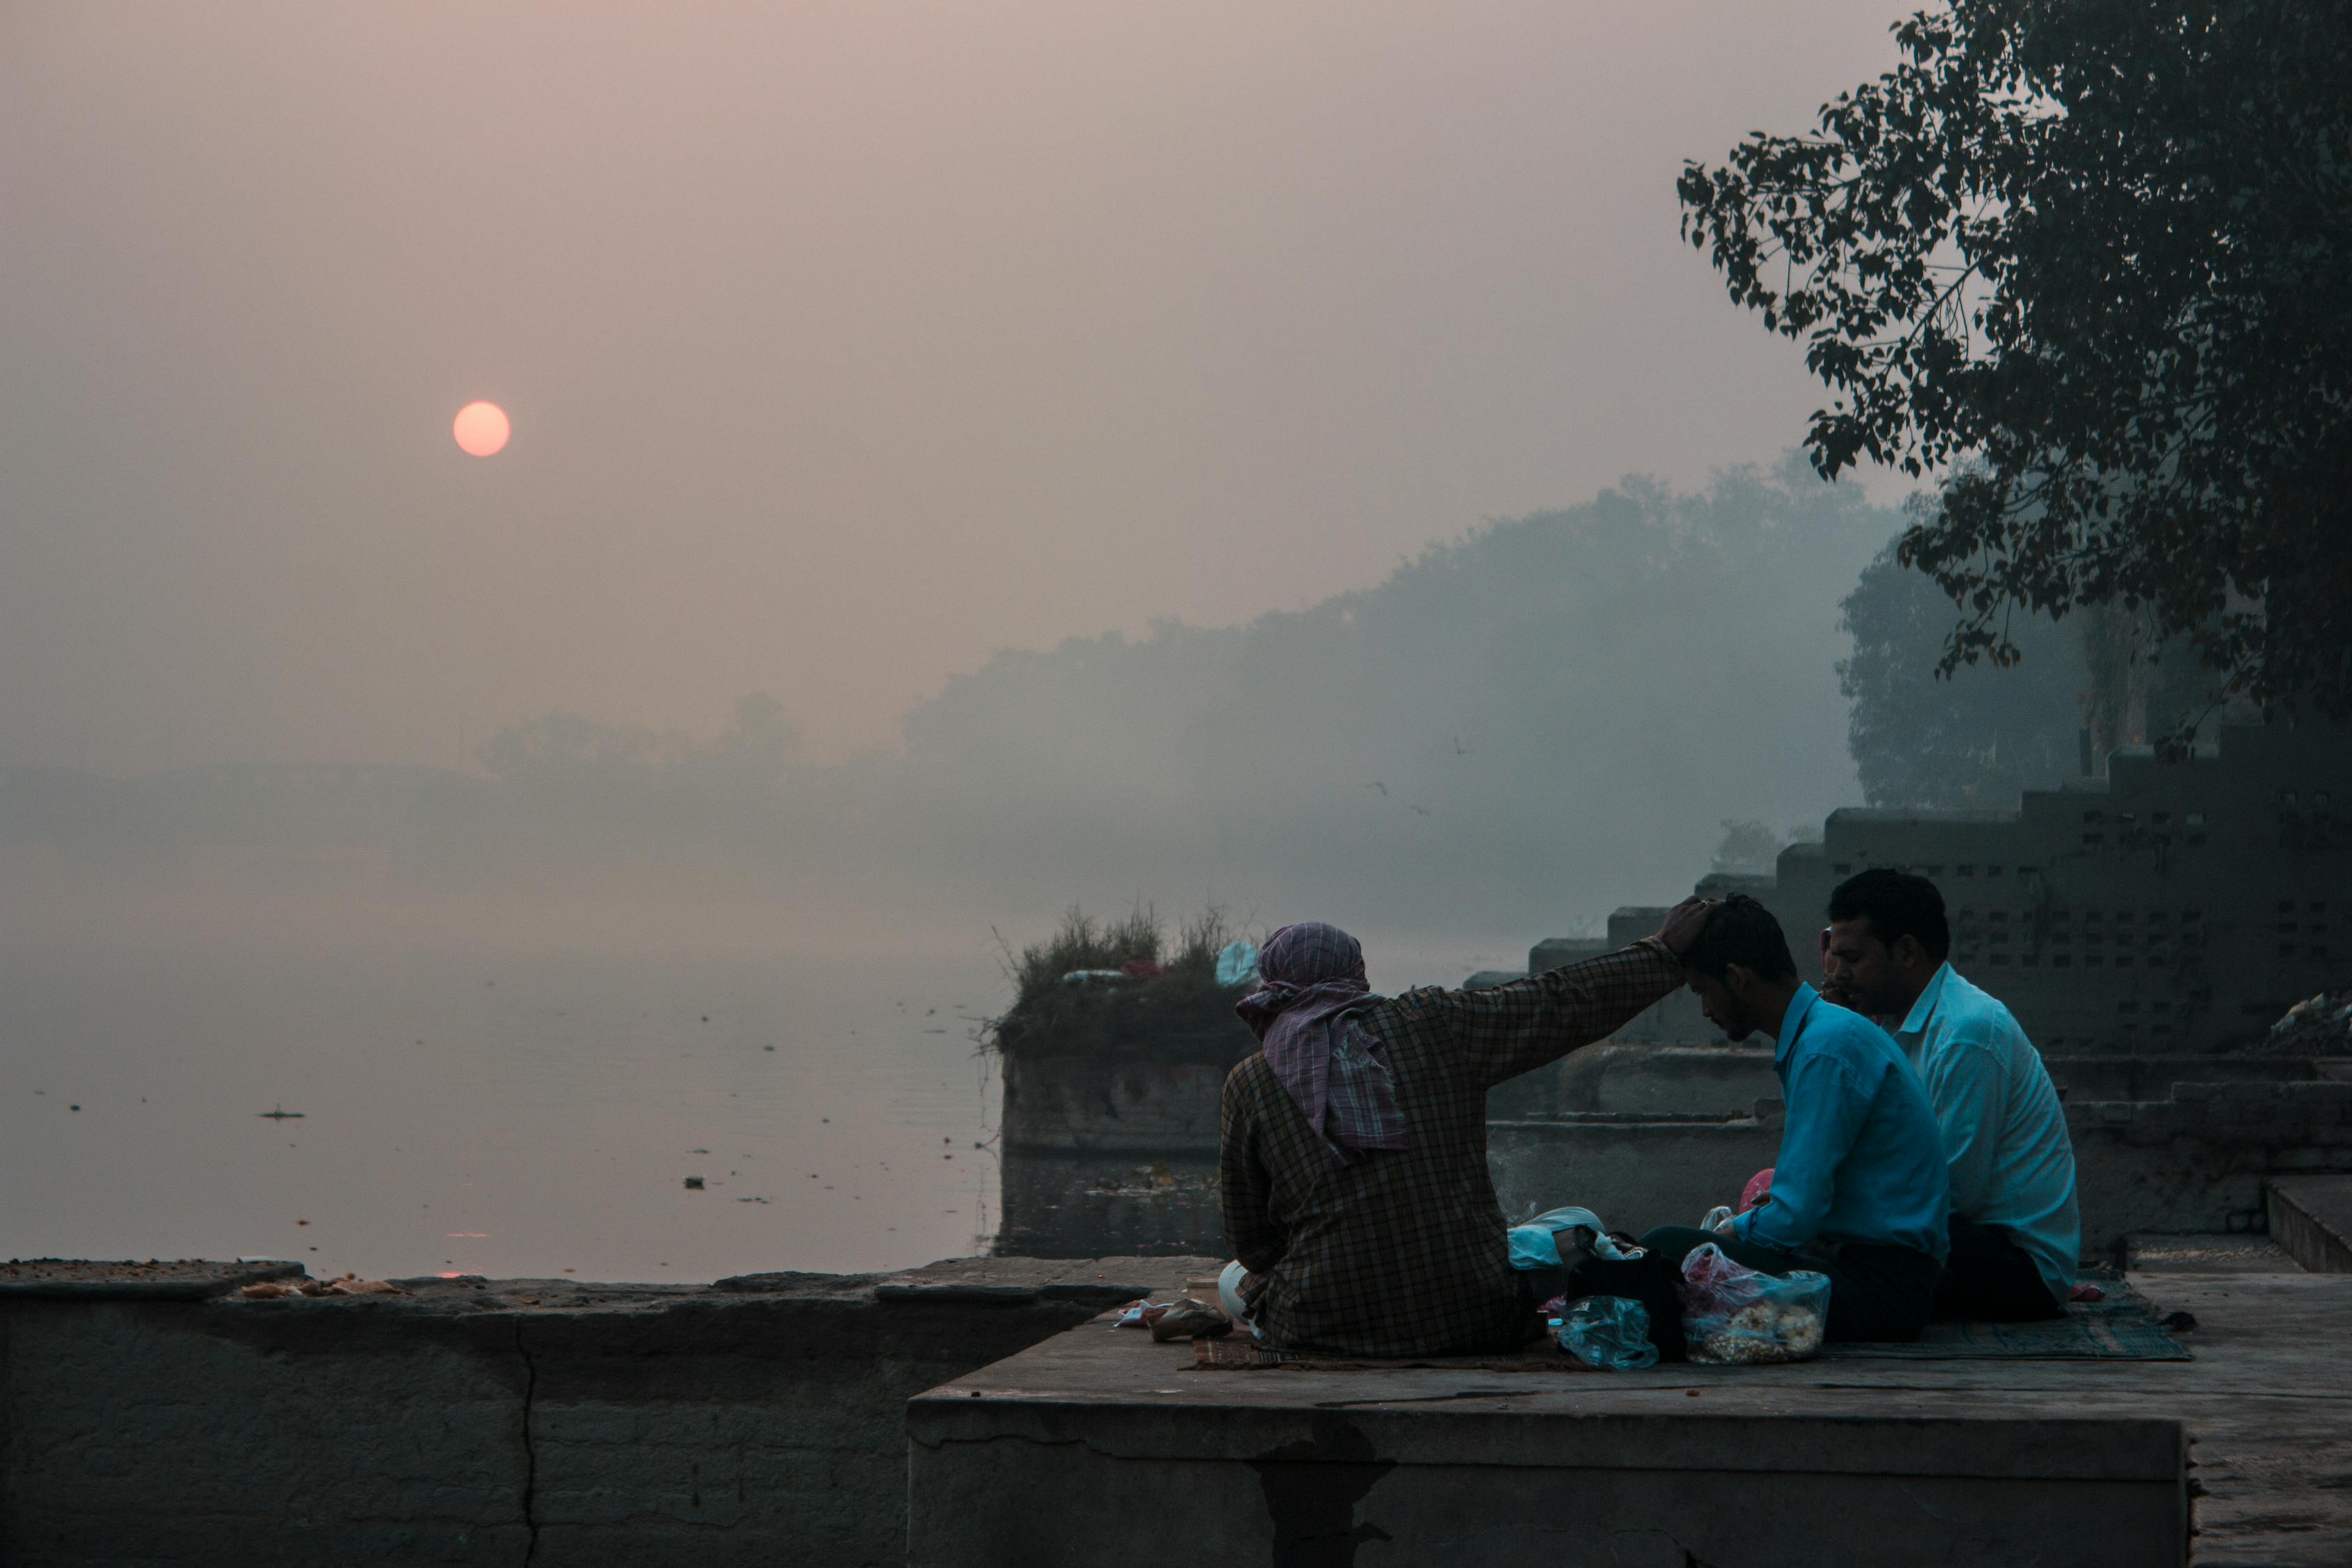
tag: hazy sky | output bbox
[1,2,1909,773]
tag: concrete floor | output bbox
[908,1263,2352,1567]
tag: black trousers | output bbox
[1935,1217,2063,1321]
[1591,1226,1941,1356]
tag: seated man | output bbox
[1638,896,1950,1344]
[1219,899,1716,1358]
[1824,869,2080,1320]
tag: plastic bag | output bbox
[1555,1296,1660,1371]
[1214,940,1260,988]
[1678,1243,1829,1365]
[1508,1205,1640,1270]
[1148,1298,1232,1342]
[1109,1299,1172,1330]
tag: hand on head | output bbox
[1650,895,1721,957]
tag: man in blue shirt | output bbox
[1635,895,1951,1343]
[1824,870,2079,1321]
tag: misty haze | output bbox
[0,3,2281,1291]
[0,3,1941,1282]
[17,3,2352,1561]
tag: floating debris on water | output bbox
[259,1105,306,1121]
[683,1176,705,1190]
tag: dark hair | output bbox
[1827,868,1951,962]
[1682,894,1797,983]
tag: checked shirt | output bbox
[1219,939,1684,1357]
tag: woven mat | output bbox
[1187,1284,2189,1369]
[1821,1284,2192,1361]
[1190,1337,1588,1373]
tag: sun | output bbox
[452,401,511,457]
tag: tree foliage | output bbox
[1677,1,2352,726]
[1838,538,2087,806]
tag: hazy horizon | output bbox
[3,2,1914,776]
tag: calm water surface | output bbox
[0,927,1529,1280]
[0,941,1007,1282]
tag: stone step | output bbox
[2122,1232,2303,1274]
[2267,1178,2352,1273]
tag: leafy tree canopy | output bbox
[1839,538,2086,806]
[1678,1,2352,725]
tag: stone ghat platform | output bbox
[908,1268,2352,1567]
[0,1254,1212,1567]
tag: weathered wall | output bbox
[0,1256,1203,1568]
[1488,1114,1778,1231]
[2068,1080,2352,1253]
[1557,1044,1776,1115]
[999,1055,1236,1153]
[1486,1078,2352,1256]
[1601,723,2352,1052]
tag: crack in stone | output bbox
[514,1321,541,1565]
[1313,1388,1536,1408]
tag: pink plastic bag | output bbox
[1678,1242,1829,1365]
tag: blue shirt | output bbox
[1733,985,1950,1263]
[1895,964,2080,1299]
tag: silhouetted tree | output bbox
[1838,539,2086,808]
[1678,1,2352,728]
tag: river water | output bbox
[0,927,1528,1280]
[0,940,1008,1282]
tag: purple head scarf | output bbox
[1234,922,1408,1160]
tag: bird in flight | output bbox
[1409,805,1431,816]
[1452,737,1472,755]
[1366,782,1388,795]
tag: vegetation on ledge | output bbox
[990,905,1259,1062]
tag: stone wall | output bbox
[1486,1078,2352,1256]
[999,1054,1237,1152]
[0,1256,1193,1568]
[2068,1080,2352,1252]
[994,976,1254,1154]
[1597,722,2352,1053]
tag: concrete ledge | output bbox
[2267,1177,2352,1272]
[910,1270,2352,1567]
[0,1254,1215,1567]
[0,1257,307,1299]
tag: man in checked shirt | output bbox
[1218,897,1717,1358]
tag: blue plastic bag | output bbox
[1507,1205,1638,1270]
[1555,1296,1660,1371]
[1214,941,1260,987]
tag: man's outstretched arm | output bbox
[1448,896,1716,1089]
